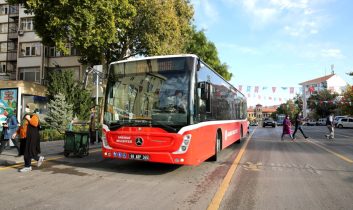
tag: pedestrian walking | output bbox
[281,115,294,140]
[12,103,44,172]
[325,113,334,139]
[292,112,309,139]
[12,109,33,157]
[0,108,19,155]
[89,106,96,144]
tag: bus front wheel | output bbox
[209,131,222,161]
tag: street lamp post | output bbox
[83,65,104,143]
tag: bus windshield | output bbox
[104,57,193,131]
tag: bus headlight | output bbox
[173,134,192,154]
[102,131,110,148]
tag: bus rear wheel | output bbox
[236,126,243,144]
[209,131,221,161]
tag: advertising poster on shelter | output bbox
[0,88,18,123]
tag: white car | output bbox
[336,117,353,128]
[317,118,326,126]
[334,116,348,126]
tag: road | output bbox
[0,126,352,210]
[220,126,353,210]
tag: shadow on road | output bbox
[46,158,182,176]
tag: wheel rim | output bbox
[216,134,221,152]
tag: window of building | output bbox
[46,44,80,57]
[0,42,6,53]
[20,17,34,31]
[8,23,18,33]
[0,4,8,15]
[1,42,16,52]
[7,42,16,51]
[20,42,41,57]
[9,5,18,14]
[0,23,8,33]
[19,67,41,83]
[0,62,6,73]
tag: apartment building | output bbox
[0,2,85,121]
[0,1,84,83]
[299,73,348,118]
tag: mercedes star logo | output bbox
[135,137,143,146]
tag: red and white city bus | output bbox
[102,54,248,165]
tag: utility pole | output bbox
[93,65,103,143]
[83,65,103,143]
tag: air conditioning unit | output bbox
[18,30,24,35]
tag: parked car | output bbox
[317,118,326,126]
[334,116,348,126]
[303,120,316,126]
[276,114,285,126]
[250,121,259,126]
[276,120,283,126]
[336,117,353,128]
[263,118,276,127]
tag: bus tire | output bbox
[236,126,243,144]
[209,130,222,161]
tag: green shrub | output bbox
[40,129,64,142]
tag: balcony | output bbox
[8,32,18,39]
[9,5,19,17]
[8,24,19,39]
[6,51,18,61]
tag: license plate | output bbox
[129,154,150,161]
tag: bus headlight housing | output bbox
[102,131,110,148]
[173,134,192,154]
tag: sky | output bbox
[191,0,353,107]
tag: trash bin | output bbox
[64,131,89,157]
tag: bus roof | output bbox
[109,54,198,65]
[109,54,245,98]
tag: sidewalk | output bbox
[0,140,101,166]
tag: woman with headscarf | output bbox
[0,108,19,154]
[11,106,33,156]
[12,103,44,172]
[281,115,294,141]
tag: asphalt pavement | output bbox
[0,126,352,210]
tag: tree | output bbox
[8,0,194,65]
[307,89,338,118]
[274,99,299,122]
[45,93,73,134]
[293,94,303,111]
[185,27,232,80]
[338,85,353,116]
[46,68,92,120]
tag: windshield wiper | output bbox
[152,121,177,133]
[117,119,151,127]
[109,121,122,130]
[110,119,177,133]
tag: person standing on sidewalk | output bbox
[0,108,19,154]
[13,103,44,172]
[89,106,96,145]
[325,113,334,140]
[292,112,309,139]
[281,115,294,141]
